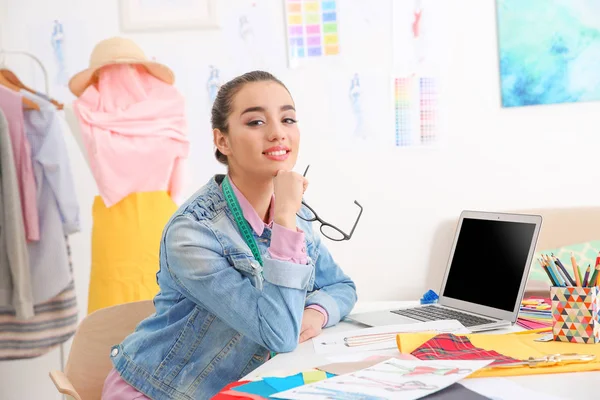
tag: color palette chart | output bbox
[285,0,339,64]
[394,76,439,147]
[419,77,438,145]
[394,77,413,147]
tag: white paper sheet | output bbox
[461,378,566,400]
[272,358,492,400]
[313,320,470,355]
[325,349,417,363]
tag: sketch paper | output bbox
[313,320,469,355]
[272,358,492,400]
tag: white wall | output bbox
[1,0,600,398]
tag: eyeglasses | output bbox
[297,165,363,241]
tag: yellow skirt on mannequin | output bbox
[87,191,177,314]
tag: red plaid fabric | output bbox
[410,333,522,366]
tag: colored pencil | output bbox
[545,256,565,286]
[544,259,563,286]
[582,265,591,287]
[552,255,576,286]
[571,252,583,287]
[539,259,557,286]
[588,265,600,288]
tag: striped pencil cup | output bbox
[551,286,600,344]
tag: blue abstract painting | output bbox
[496,0,600,107]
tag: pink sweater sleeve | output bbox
[268,225,329,327]
[268,223,308,264]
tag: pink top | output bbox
[102,177,328,399]
[0,86,39,241]
[73,64,189,207]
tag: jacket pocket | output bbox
[229,253,264,291]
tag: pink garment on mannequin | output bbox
[73,64,189,207]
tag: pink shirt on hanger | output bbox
[72,64,189,207]
[0,85,39,241]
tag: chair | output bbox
[49,300,155,400]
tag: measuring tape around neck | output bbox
[221,176,264,267]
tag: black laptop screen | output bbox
[442,218,537,312]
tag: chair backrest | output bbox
[64,300,155,400]
[513,207,600,251]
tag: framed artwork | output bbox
[119,0,219,32]
[497,0,600,107]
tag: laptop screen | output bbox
[442,217,537,312]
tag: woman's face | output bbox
[216,81,300,179]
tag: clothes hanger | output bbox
[0,68,63,110]
[0,73,40,110]
[0,52,40,110]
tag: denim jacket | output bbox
[110,175,358,399]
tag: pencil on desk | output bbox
[552,255,576,286]
[582,265,591,287]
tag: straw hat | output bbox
[68,37,174,97]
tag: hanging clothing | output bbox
[0,109,34,319]
[21,91,80,304]
[0,85,39,241]
[0,237,77,360]
[88,191,176,314]
[0,280,78,360]
[72,64,190,207]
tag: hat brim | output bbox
[68,59,175,97]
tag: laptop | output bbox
[348,210,543,332]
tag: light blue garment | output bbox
[21,91,80,304]
[110,175,357,399]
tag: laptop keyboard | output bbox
[391,305,496,327]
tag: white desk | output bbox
[246,301,599,400]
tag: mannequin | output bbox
[63,103,90,168]
[67,37,187,314]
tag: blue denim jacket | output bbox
[110,175,358,399]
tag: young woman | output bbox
[102,70,358,399]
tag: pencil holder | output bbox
[551,286,600,344]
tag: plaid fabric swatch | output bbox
[410,333,522,366]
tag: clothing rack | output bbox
[0,49,50,95]
[0,49,65,372]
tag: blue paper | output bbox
[262,372,337,394]
[235,373,337,398]
[232,380,278,397]
[263,373,304,391]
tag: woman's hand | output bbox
[299,308,325,343]
[273,170,308,230]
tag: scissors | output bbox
[490,353,596,369]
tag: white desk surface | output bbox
[246,301,599,400]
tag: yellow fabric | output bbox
[88,191,176,314]
[395,332,600,378]
[302,370,328,384]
